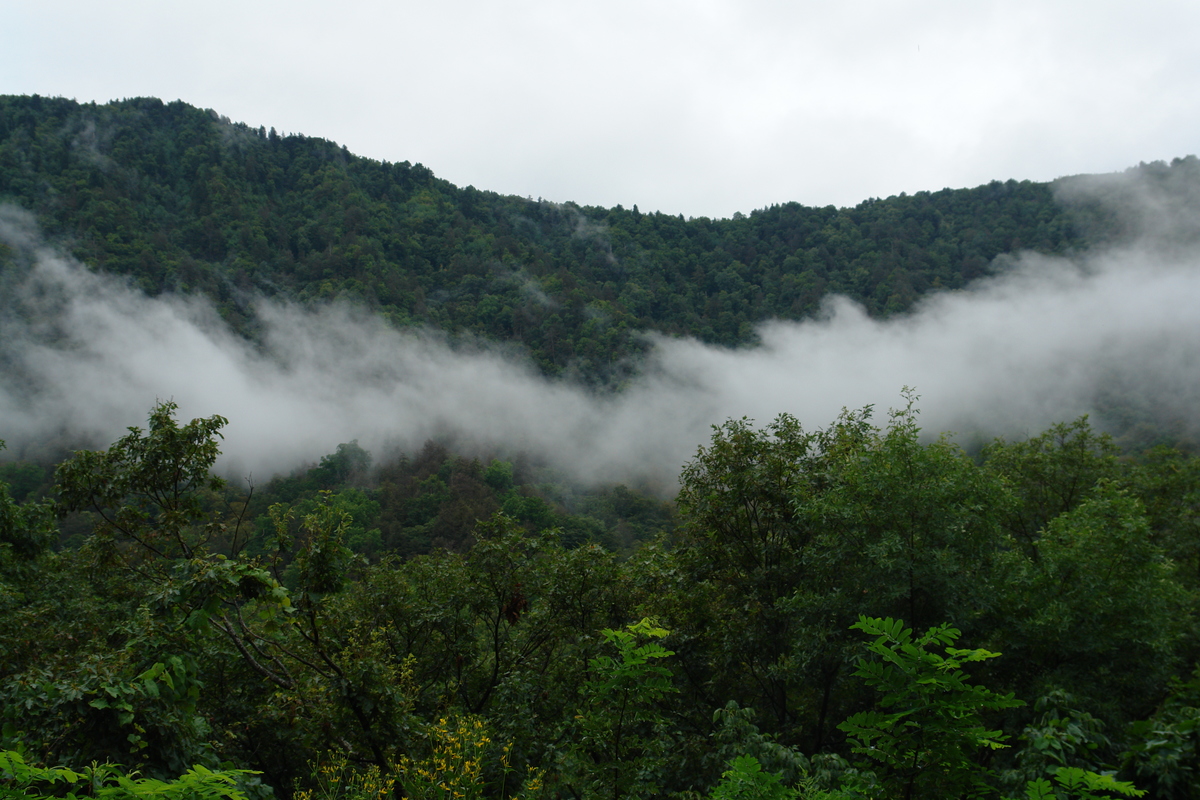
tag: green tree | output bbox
[709,755,796,800]
[1125,444,1200,592]
[0,439,57,598]
[1022,768,1144,800]
[55,401,231,572]
[667,396,1009,752]
[981,418,1119,557]
[556,618,679,800]
[1121,665,1200,799]
[671,407,874,735]
[986,482,1184,723]
[837,616,1022,800]
[3,406,272,772]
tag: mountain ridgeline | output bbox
[0,93,1136,379]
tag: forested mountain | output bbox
[0,94,1115,378]
[3,95,1200,799]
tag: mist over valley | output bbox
[1,100,1198,488]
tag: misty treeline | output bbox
[240,437,672,559]
[2,398,1198,799]
[0,94,1113,381]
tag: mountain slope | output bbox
[0,94,1108,379]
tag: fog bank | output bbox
[2,185,1198,487]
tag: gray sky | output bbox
[6,0,1200,218]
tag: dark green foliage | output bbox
[981,418,1120,553]
[1121,666,1200,799]
[55,401,230,569]
[665,396,1010,752]
[0,459,50,502]
[1022,768,1145,800]
[2,398,1199,796]
[3,405,286,775]
[554,618,679,800]
[0,95,1112,380]
[708,702,812,787]
[1125,444,1200,593]
[483,459,515,492]
[1000,691,1115,793]
[309,441,372,489]
[0,441,57,572]
[3,90,1198,787]
[985,482,1184,724]
[837,616,1022,799]
[708,755,797,800]
[241,439,671,564]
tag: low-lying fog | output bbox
[2,170,1198,487]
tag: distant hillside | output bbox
[0,94,1183,380]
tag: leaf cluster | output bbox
[837,616,1022,799]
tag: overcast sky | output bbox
[5,1,1200,218]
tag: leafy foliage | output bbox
[4,92,1199,790]
[837,616,1022,799]
[0,748,259,800]
[1,399,1198,796]
[1121,666,1200,799]
[1022,767,1144,800]
[0,440,57,607]
[709,755,796,800]
[667,396,1010,753]
[55,401,230,570]
[556,618,678,799]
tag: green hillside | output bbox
[1,94,1102,379]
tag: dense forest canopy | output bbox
[1,95,1200,799]
[0,94,1135,379]
[2,400,1198,799]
